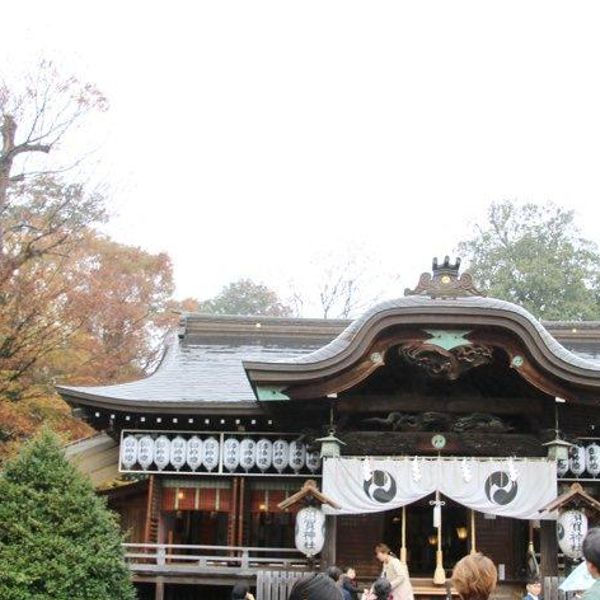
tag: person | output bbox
[232,583,255,600]
[362,578,392,600]
[583,528,600,600]
[327,566,343,583]
[342,567,361,600]
[374,543,414,600]
[451,553,497,600]
[288,573,343,600]
[522,576,542,600]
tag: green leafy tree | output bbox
[0,430,136,600]
[457,200,600,320]
[199,278,292,316]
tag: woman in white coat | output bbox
[374,543,414,600]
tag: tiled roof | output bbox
[57,325,333,410]
[57,300,600,411]
[258,295,600,371]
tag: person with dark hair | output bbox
[288,573,343,600]
[583,528,600,600]
[232,583,255,600]
[522,576,542,600]
[451,553,497,600]
[341,567,360,600]
[374,543,414,600]
[327,566,343,583]
[362,578,392,600]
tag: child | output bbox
[342,567,361,600]
[522,577,542,600]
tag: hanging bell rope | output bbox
[470,509,477,555]
[400,505,407,565]
[430,490,446,585]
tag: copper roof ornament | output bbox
[404,256,486,299]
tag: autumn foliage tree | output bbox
[0,62,177,457]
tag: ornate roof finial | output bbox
[404,256,485,299]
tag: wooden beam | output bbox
[337,395,545,414]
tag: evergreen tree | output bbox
[458,200,600,320]
[0,430,136,600]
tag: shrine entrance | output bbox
[383,495,469,577]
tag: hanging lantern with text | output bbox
[557,509,588,559]
[154,435,171,471]
[289,441,306,473]
[202,437,220,472]
[223,438,241,472]
[557,458,570,478]
[273,439,290,473]
[295,506,326,557]
[256,438,273,472]
[137,436,155,470]
[186,436,203,471]
[120,435,139,469]
[170,436,187,471]
[586,444,600,477]
[570,446,587,477]
[240,438,257,472]
[306,450,321,473]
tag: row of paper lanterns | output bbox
[120,434,321,474]
[557,444,600,477]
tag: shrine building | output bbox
[59,259,600,600]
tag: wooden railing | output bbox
[123,543,317,575]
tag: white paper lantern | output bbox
[240,438,257,472]
[256,438,273,472]
[170,436,187,471]
[557,509,588,559]
[202,437,220,472]
[272,439,290,473]
[306,450,321,473]
[295,506,326,557]
[289,441,306,473]
[120,435,139,469]
[557,458,570,478]
[569,445,586,477]
[138,436,155,470]
[154,435,171,471]
[586,444,600,477]
[186,436,203,471]
[223,437,241,472]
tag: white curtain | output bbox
[322,457,556,520]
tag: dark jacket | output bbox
[342,576,360,600]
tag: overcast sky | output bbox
[4,2,600,315]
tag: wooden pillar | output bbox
[322,515,337,568]
[237,477,246,546]
[228,478,239,548]
[540,520,558,576]
[155,576,165,600]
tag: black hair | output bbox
[527,576,541,586]
[232,583,249,599]
[372,578,392,600]
[584,528,600,571]
[343,566,354,574]
[288,573,343,600]
[326,566,342,582]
